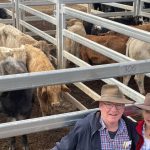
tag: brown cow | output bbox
[25,45,70,116]
[79,23,150,65]
[79,34,128,64]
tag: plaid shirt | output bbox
[100,118,131,150]
[141,124,150,150]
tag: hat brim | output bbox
[97,97,134,104]
[135,104,150,111]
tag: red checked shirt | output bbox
[99,118,131,150]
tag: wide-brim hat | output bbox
[98,84,134,104]
[135,93,150,111]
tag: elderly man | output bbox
[51,84,139,150]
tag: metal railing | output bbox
[0,0,149,139]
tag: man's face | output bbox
[99,102,125,125]
[143,110,150,127]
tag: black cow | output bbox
[0,57,33,150]
[93,2,133,12]
[91,16,142,35]
[0,8,8,19]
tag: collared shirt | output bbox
[99,118,131,150]
[141,124,150,150]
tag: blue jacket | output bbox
[52,111,139,150]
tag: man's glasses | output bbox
[103,102,125,110]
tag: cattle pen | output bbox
[0,0,150,149]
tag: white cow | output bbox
[0,23,53,58]
[123,37,150,95]
[64,19,86,67]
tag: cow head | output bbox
[1,57,27,75]
[37,85,70,116]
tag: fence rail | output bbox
[0,0,149,140]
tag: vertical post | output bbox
[139,0,144,16]
[134,0,140,16]
[11,0,15,26]
[56,0,64,69]
[19,0,24,32]
[88,4,92,13]
[21,0,26,33]
[15,0,19,29]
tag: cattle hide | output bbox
[25,44,69,116]
[0,57,33,150]
[0,23,53,58]
[0,8,8,19]
[79,34,128,64]
[64,19,86,67]
[0,46,26,63]
[123,37,150,95]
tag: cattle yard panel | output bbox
[89,1,135,17]
[61,3,149,105]
[139,0,150,18]
[63,7,150,42]
[0,60,149,99]
[64,52,145,104]
[16,0,56,35]
[60,1,149,108]
[0,0,149,139]
[0,0,15,25]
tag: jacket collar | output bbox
[88,111,102,136]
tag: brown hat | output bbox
[99,84,134,104]
[135,93,150,111]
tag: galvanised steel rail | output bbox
[0,60,150,91]
[63,7,150,43]
[19,4,56,25]
[0,109,98,138]
[20,20,56,45]
[61,0,136,4]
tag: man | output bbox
[52,84,139,150]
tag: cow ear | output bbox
[38,87,48,103]
[61,85,71,93]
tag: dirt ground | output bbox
[0,2,150,150]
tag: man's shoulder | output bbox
[76,111,99,127]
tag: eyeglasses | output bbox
[103,102,125,110]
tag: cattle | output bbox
[91,16,142,35]
[25,44,70,116]
[0,57,33,150]
[123,38,150,95]
[134,23,150,32]
[64,19,86,67]
[0,23,53,58]
[79,34,128,65]
[83,16,142,35]
[0,8,8,19]
[92,2,149,12]
[0,46,26,63]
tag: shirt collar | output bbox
[99,117,126,133]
